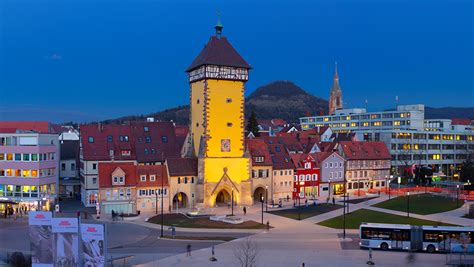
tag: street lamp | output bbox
[160,153,165,238]
[388,180,391,200]
[457,184,460,208]
[265,185,268,212]
[231,187,234,216]
[398,176,401,190]
[155,189,158,214]
[261,196,264,224]
[407,192,410,218]
[328,179,332,202]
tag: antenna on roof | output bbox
[215,11,223,38]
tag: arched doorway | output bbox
[173,192,188,209]
[215,190,231,206]
[253,187,266,203]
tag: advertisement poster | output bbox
[52,218,79,267]
[81,223,105,267]
[29,211,53,267]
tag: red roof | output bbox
[186,36,251,72]
[290,153,321,169]
[451,118,471,125]
[0,121,54,134]
[136,165,169,187]
[246,139,272,166]
[167,158,198,176]
[80,122,181,162]
[98,162,137,188]
[339,141,391,160]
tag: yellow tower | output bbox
[186,20,253,207]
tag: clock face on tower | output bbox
[221,139,231,152]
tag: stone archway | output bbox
[173,192,188,208]
[253,187,266,204]
[215,189,231,205]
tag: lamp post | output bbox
[265,185,268,212]
[261,196,264,224]
[398,176,401,190]
[298,194,301,221]
[407,192,410,218]
[328,179,331,202]
[456,184,460,208]
[160,153,164,238]
[155,189,158,214]
[231,187,234,216]
[388,180,391,200]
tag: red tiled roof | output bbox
[317,142,338,152]
[246,139,272,166]
[98,162,136,188]
[131,122,181,163]
[0,121,54,134]
[339,141,391,160]
[451,118,471,125]
[186,36,251,72]
[271,153,294,170]
[270,119,287,127]
[167,158,198,177]
[80,122,181,162]
[136,165,169,187]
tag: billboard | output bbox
[81,223,105,267]
[52,218,79,266]
[29,211,53,267]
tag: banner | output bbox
[52,218,79,267]
[80,223,105,267]
[29,211,53,267]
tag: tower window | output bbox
[226,98,232,103]
[197,99,200,104]
[196,123,199,127]
[227,122,233,127]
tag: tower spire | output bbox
[215,12,223,38]
[334,61,339,80]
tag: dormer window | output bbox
[150,175,156,181]
[121,150,131,156]
[144,126,149,132]
[140,175,146,182]
[304,162,311,169]
[255,156,264,163]
[111,167,126,185]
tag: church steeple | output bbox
[329,62,343,115]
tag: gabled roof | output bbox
[246,139,272,166]
[186,36,251,72]
[98,162,137,187]
[136,165,169,187]
[167,158,198,177]
[271,154,294,170]
[339,141,391,160]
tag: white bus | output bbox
[360,223,412,251]
[422,226,474,253]
[360,223,474,253]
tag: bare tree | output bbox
[233,237,260,267]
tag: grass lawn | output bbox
[148,213,267,229]
[373,193,460,215]
[267,203,342,220]
[343,196,379,204]
[317,209,457,229]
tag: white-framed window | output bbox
[119,177,124,183]
[339,162,343,167]
[126,188,131,197]
[339,171,343,178]
[150,175,156,181]
[294,175,298,181]
[312,174,318,181]
[119,188,124,197]
[329,162,333,168]
[304,162,311,169]
[140,175,146,182]
[306,174,311,181]
[113,177,118,183]
[299,175,304,181]
[329,172,333,178]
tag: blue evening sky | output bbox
[1,0,472,123]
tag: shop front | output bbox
[101,200,135,215]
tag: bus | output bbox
[360,223,474,253]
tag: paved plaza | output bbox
[1,194,472,266]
